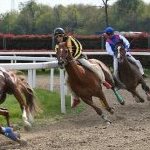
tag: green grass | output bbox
[0,89,85,126]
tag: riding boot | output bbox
[71,98,80,108]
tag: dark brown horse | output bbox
[56,43,120,124]
[115,41,150,102]
[0,67,37,129]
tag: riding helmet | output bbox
[105,27,114,35]
[54,27,65,36]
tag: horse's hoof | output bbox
[24,125,32,131]
[106,120,111,125]
[135,97,141,103]
[146,93,150,101]
[110,110,114,114]
[120,101,125,105]
[147,96,150,101]
[140,99,145,103]
[109,107,114,114]
[24,122,32,131]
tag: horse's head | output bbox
[114,39,126,61]
[56,42,71,68]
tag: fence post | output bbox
[64,71,68,95]
[60,69,66,113]
[28,69,33,88]
[32,61,36,88]
[50,68,54,91]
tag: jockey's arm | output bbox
[119,35,130,51]
[106,42,114,56]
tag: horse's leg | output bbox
[111,87,125,105]
[0,108,10,126]
[81,97,111,124]
[140,78,150,101]
[12,88,31,128]
[98,91,114,114]
[20,87,35,124]
[130,90,145,103]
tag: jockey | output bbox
[104,26,146,88]
[0,126,20,142]
[53,27,112,108]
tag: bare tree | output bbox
[101,0,109,27]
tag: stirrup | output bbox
[71,99,80,108]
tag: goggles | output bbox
[55,34,64,38]
[106,32,113,36]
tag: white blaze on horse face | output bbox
[59,48,63,60]
[117,46,121,59]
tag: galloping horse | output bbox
[56,43,122,124]
[115,40,150,102]
[0,67,37,129]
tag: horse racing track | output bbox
[0,76,150,150]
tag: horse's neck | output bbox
[119,57,136,73]
[65,61,84,81]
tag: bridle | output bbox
[115,43,126,63]
[57,47,70,68]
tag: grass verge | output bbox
[0,89,85,127]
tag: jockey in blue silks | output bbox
[104,27,145,88]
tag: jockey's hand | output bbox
[125,48,130,52]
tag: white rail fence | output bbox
[0,56,68,113]
[0,51,149,113]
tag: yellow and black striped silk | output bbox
[55,36,82,60]
[66,36,82,59]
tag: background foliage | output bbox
[0,0,149,35]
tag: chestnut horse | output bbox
[56,44,124,124]
[115,41,150,102]
[0,67,37,129]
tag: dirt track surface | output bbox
[1,76,150,150]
